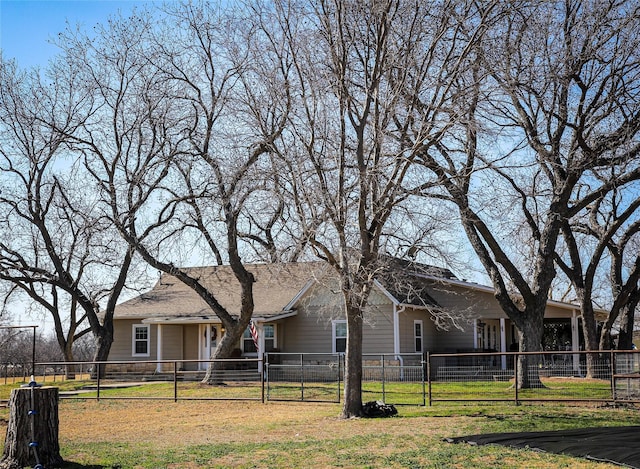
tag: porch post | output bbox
[156,324,163,373]
[500,318,507,370]
[473,319,478,349]
[571,310,580,374]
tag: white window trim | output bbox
[263,323,277,350]
[414,319,423,353]
[132,324,150,357]
[332,320,347,354]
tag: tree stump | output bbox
[0,386,63,469]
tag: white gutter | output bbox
[393,304,403,356]
[394,305,405,379]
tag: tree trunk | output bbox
[617,297,639,350]
[578,296,603,378]
[0,387,63,469]
[90,327,113,379]
[342,304,364,418]
[516,318,545,389]
[201,323,245,385]
[62,347,76,380]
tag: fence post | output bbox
[173,361,178,403]
[611,350,616,404]
[427,352,432,407]
[265,354,271,402]
[96,363,101,402]
[260,355,265,404]
[337,354,342,403]
[381,354,386,403]
[300,354,304,402]
[514,353,519,406]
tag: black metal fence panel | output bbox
[5,349,640,406]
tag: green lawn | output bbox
[2,399,636,468]
[0,378,637,467]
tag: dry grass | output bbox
[44,399,632,468]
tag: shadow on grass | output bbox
[62,463,109,468]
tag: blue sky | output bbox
[0,0,157,68]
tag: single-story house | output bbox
[110,260,590,373]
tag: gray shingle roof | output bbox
[114,262,326,321]
[114,259,454,321]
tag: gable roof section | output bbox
[373,258,456,308]
[114,262,325,322]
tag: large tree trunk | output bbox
[201,323,246,385]
[342,304,364,418]
[617,295,639,350]
[62,346,76,380]
[578,295,604,378]
[516,317,545,389]
[90,326,113,379]
[0,387,63,469]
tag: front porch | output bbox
[471,313,584,373]
[149,321,274,373]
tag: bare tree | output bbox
[0,57,135,376]
[414,0,640,386]
[614,235,640,350]
[265,0,493,416]
[555,183,640,359]
[56,4,291,382]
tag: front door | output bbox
[199,324,218,370]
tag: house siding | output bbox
[432,326,475,353]
[362,304,394,354]
[161,325,183,360]
[280,285,395,354]
[398,309,435,354]
[281,305,341,353]
[111,319,157,361]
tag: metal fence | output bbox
[428,350,640,404]
[264,353,425,405]
[4,350,640,406]
[1,359,265,402]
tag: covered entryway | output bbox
[199,324,220,371]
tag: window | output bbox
[414,320,423,353]
[243,327,257,353]
[132,324,150,356]
[242,323,277,353]
[263,324,275,351]
[333,320,347,354]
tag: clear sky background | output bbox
[1,0,157,68]
[0,1,160,329]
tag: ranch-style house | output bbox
[109,259,590,374]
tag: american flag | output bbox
[249,320,259,350]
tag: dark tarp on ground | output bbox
[446,426,640,468]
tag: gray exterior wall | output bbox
[281,285,395,354]
[160,324,183,361]
[183,325,199,370]
[110,319,157,361]
[109,276,581,361]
